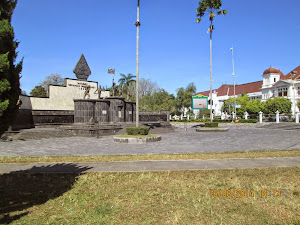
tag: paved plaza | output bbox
[0,157,299,173]
[1,125,300,157]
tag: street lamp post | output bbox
[135,0,140,127]
[230,46,236,120]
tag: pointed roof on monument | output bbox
[73,54,91,81]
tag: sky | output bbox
[12,0,300,95]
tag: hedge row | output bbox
[126,127,150,135]
[205,122,219,127]
[172,119,257,123]
[239,119,257,123]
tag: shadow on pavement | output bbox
[0,163,92,224]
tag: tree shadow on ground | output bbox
[0,163,92,224]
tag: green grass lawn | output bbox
[0,167,299,224]
[0,149,299,163]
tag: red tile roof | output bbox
[196,81,263,97]
[283,65,300,80]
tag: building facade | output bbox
[194,65,300,116]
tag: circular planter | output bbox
[196,128,229,132]
[114,135,162,144]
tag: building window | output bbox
[277,87,288,97]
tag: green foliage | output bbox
[205,122,218,127]
[30,85,47,97]
[128,78,175,112]
[126,127,150,135]
[118,73,136,100]
[196,0,227,29]
[198,109,210,119]
[40,73,64,89]
[213,119,231,123]
[175,82,196,110]
[30,74,64,97]
[263,97,292,114]
[297,100,300,110]
[0,0,23,136]
[240,119,257,123]
[222,94,265,115]
[141,89,175,111]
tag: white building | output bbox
[194,65,300,116]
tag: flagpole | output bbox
[135,0,140,127]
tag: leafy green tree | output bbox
[222,94,265,115]
[245,99,265,115]
[29,73,64,97]
[143,89,175,111]
[118,73,136,100]
[0,0,23,136]
[196,0,227,122]
[263,97,292,114]
[297,100,300,111]
[175,83,197,111]
[127,78,159,101]
[40,73,64,89]
[30,85,47,97]
[198,108,210,119]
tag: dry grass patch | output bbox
[0,150,299,163]
[0,167,299,224]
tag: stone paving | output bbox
[0,124,300,157]
[1,157,299,173]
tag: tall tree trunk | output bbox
[209,22,213,123]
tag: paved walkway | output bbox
[0,157,299,173]
[0,126,300,157]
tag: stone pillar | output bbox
[187,114,190,120]
[244,111,248,120]
[259,111,263,123]
[276,110,280,123]
[296,112,299,123]
[180,114,183,120]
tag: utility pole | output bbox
[135,0,140,127]
[230,46,236,120]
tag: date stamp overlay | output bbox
[210,189,281,198]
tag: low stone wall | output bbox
[12,109,35,130]
[11,106,171,130]
[139,111,170,122]
[32,110,74,124]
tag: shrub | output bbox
[213,119,231,123]
[240,119,257,123]
[126,127,150,135]
[205,122,219,127]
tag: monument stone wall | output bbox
[20,78,110,111]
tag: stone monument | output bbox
[73,54,91,81]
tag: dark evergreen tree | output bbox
[0,0,23,135]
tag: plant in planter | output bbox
[204,122,219,127]
[126,127,150,135]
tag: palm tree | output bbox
[118,73,136,100]
[196,0,227,122]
